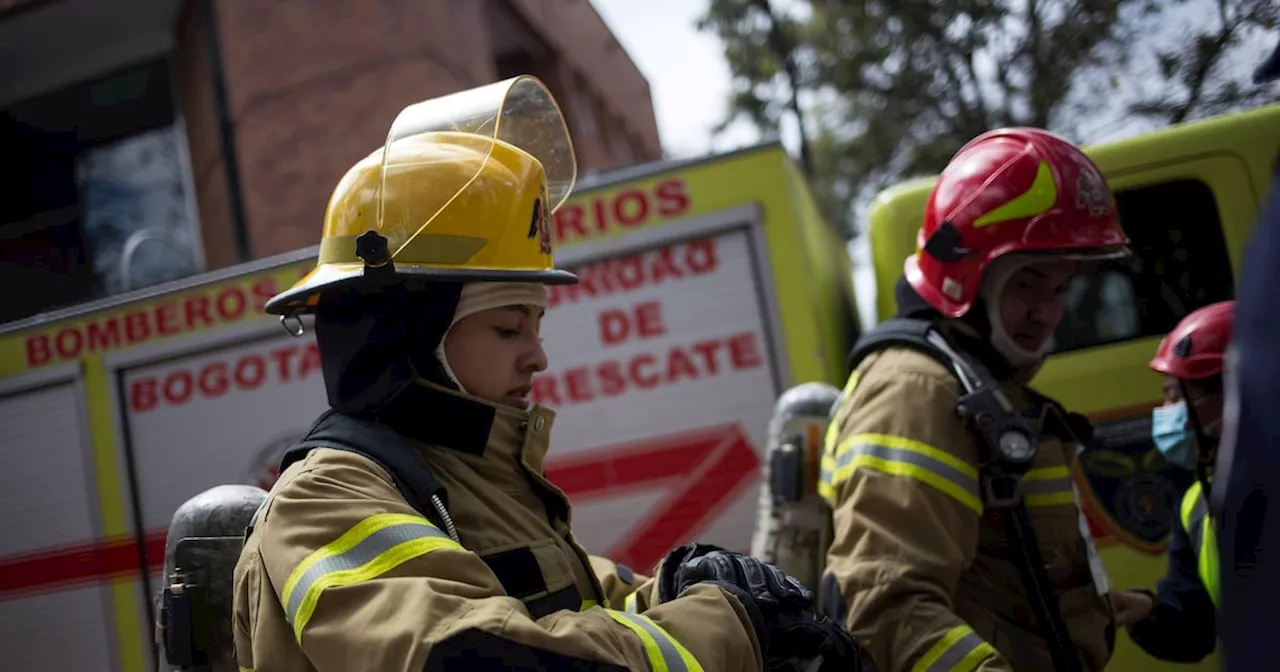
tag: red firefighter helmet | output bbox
[905,127,1131,317]
[1149,300,1236,380]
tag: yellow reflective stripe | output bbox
[853,433,979,478]
[239,668,254,672]
[1180,482,1220,607]
[318,233,487,265]
[606,610,704,672]
[818,452,838,502]
[1180,481,1204,528]
[973,160,1057,228]
[1022,465,1075,507]
[825,433,982,514]
[951,640,999,671]
[824,371,861,457]
[281,513,464,642]
[823,421,841,462]
[912,625,997,672]
[1024,465,1069,480]
[1201,515,1220,608]
[625,591,639,613]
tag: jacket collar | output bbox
[937,319,1044,386]
[375,379,556,469]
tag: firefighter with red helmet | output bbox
[817,128,1132,671]
[1111,300,1234,663]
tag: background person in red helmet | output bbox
[817,128,1131,671]
[1111,301,1233,663]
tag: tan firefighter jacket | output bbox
[818,325,1115,672]
[232,380,762,672]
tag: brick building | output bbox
[0,0,662,325]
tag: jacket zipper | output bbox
[430,493,460,542]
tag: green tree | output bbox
[698,0,1277,238]
[1124,0,1279,124]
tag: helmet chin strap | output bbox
[1178,378,1217,496]
[434,341,535,411]
[433,342,469,394]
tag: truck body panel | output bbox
[0,143,853,671]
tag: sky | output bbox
[589,0,879,326]
[589,0,766,160]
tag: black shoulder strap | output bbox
[280,410,451,531]
[846,317,957,376]
[846,317,1009,405]
[848,318,1036,476]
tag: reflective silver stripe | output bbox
[611,610,690,672]
[284,522,451,625]
[834,442,980,497]
[925,630,988,672]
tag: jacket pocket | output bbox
[479,538,583,618]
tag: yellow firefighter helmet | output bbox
[265,75,579,317]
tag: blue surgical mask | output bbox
[1152,401,1197,469]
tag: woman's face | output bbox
[442,304,548,408]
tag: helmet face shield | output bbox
[377,75,577,261]
[264,75,579,317]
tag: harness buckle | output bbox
[983,472,1023,508]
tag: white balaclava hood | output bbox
[980,254,1053,368]
[434,282,549,394]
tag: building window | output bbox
[0,57,199,325]
[1049,179,1234,353]
[75,125,197,295]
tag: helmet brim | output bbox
[264,263,578,316]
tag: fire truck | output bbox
[0,141,854,671]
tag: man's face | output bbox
[442,305,548,408]
[996,260,1078,353]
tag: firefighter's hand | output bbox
[769,613,867,672]
[657,545,811,614]
[654,543,727,602]
[1113,589,1155,627]
[657,545,820,667]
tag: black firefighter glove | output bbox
[657,544,865,671]
[773,613,867,672]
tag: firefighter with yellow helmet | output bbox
[231,76,862,672]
